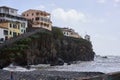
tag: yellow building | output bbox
[22,9,52,31]
[0,21,22,38]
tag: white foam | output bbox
[3,64,36,72]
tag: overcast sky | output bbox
[0,0,120,56]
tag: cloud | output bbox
[51,8,87,26]
[51,8,106,28]
[97,0,106,3]
[114,0,120,3]
[113,0,120,7]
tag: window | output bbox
[32,13,34,16]
[18,33,20,35]
[63,32,65,34]
[47,19,50,22]
[35,17,39,21]
[11,10,14,13]
[32,18,34,21]
[18,24,20,29]
[21,23,25,28]
[10,23,12,28]
[36,12,39,16]
[71,32,73,35]
[4,8,9,14]
[27,14,29,16]
[13,32,17,37]
[4,30,8,35]
[5,36,8,40]
[46,24,49,28]
[13,24,17,28]
[0,38,4,41]
[21,29,23,32]
[24,30,26,33]
[40,12,43,15]
[40,17,44,21]
[10,31,12,35]
[23,14,25,16]
[44,18,46,22]
[67,32,68,35]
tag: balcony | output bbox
[0,17,27,23]
[0,13,27,23]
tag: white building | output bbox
[0,6,28,39]
[61,28,81,38]
[84,34,90,41]
[0,6,18,16]
[0,27,8,42]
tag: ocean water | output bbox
[46,56,120,73]
[3,56,120,73]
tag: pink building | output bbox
[22,9,52,31]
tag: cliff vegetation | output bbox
[0,27,95,68]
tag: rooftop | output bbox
[22,9,50,15]
[0,6,18,11]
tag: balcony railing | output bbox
[0,17,27,23]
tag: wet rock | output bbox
[67,62,71,65]
[26,65,31,70]
[102,56,108,58]
[50,58,64,66]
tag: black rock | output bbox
[67,62,71,65]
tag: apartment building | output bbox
[0,6,27,39]
[22,9,52,31]
[61,28,81,38]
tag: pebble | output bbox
[0,69,105,80]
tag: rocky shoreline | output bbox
[0,69,108,80]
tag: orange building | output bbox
[22,9,52,31]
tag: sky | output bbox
[0,0,120,56]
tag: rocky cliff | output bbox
[0,28,95,68]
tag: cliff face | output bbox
[55,37,95,62]
[0,28,95,68]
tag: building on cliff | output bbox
[0,6,28,40]
[22,9,52,31]
[61,27,81,38]
[84,34,90,41]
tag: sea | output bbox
[45,56,120,74]
[3,56,120,74]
